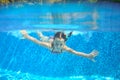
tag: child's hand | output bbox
[20,30,28,35]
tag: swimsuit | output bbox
[51,32,72,53]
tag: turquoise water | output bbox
[0,69,116,80]
[0,2,120,80]
[0,31,120,80]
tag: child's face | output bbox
[53,38,65,48]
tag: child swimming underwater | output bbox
[21,30,99,62]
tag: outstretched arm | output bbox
[20,30,51,49]
[63,45,99,62]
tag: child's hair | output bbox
[54,32,67,41]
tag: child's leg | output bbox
[37,31,50,42]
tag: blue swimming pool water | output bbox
[0,2,120,80]
[0,31,120,80]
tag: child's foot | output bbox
[37,31,43,37]
[88,50,99,62]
